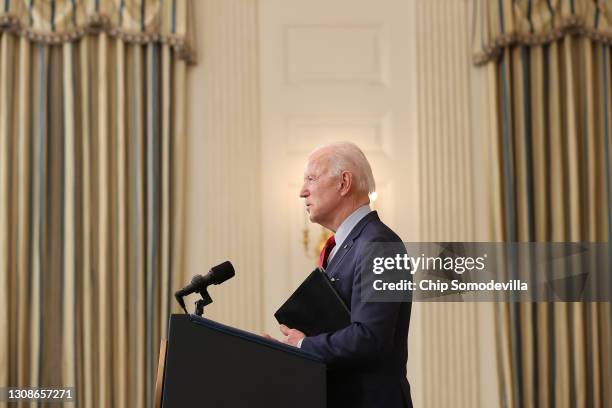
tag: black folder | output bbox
[274,268,351,337]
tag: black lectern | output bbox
[159,314,326,408]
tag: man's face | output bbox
[299,151,341,226]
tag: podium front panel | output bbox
[162,314,326,408]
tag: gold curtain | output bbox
[0,1,193,407]
[473,1,612,407]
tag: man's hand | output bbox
[279,324,305,347]
[262,333,278,342]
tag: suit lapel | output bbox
[325,211,379,279]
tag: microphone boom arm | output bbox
[194,289,213,317]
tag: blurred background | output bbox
[1,0,611,407]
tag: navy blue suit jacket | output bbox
[300,211,412,408]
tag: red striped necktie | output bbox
[318,235,336,269]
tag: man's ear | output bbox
[338,171,352,196]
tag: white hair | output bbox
[311,142,376,195]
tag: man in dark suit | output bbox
[278,142,412,408]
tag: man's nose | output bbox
[299,184,308,198]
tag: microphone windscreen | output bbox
[210,261,235,284]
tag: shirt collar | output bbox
[333,204,372,250]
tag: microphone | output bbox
[174,261,235,314]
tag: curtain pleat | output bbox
[114,37,127,408]
[131,42,146,408]
[62,39,77,394]
[159,43,171,357]
[29,41,42,407]
[97,31,110,408]
[0,34,11,401]
[78,35,94,408]
[16,35,31,400]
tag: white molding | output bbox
[283,23,389,86]
[285,113,393,156]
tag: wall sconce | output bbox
[302,225,333,259]
[369,191,378,205]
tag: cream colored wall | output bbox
[416,1,500,407]
[184,1,499,407]
[185,0,263,332]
